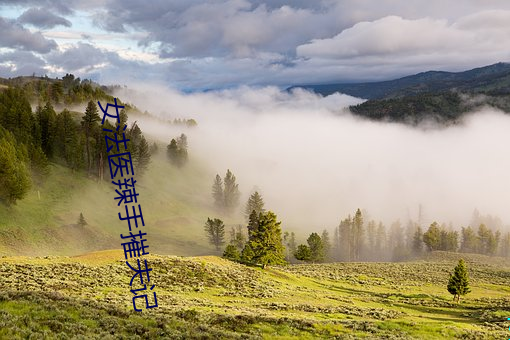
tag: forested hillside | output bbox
[291,63,510,124]
[0,75,215,256]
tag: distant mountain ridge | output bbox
[289,62,510,100]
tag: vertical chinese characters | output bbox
[99,98,158,312]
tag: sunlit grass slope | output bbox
[0,251,508,338]
[0,152,227,256]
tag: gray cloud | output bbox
[46,42,108,71]
[4,1,510,88]
[18,7,72,29]
[0,16,57,53]
[0,50,47,76]
[0,0,73,15]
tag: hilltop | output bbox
[290,62,510,100]
[290,63,510,124]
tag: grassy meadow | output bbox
[1,250,509,339]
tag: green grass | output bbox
[0,251,509,338]
[0,154,224,257]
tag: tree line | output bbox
[0,84,152,205]
[204,172,510,265]
[295,209,510,263]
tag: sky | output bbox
[1,0,510,90]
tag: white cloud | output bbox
[297,12,510,69]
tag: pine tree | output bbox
[240,243,255,264]
[223,244,240,262]
[366,220,377,259]
[166,134,188,167]
[0,131,31,205]
[332,227,341,261]
[55,109,80,168]
[412,226,423,254]
[245,191,265,220]
[81,100,100,173]
[423,222,441,251]
[78,212,87,226]
[135,136,151,176]
[294,244,312,262]
[247,210,259,241]
[500,232,510,258]
[376,222,387,259]
[150,141,159,155]
[36,102,57,158]
[338,216,352,261]
[447,259,470,303]
[307,232,325,263]
[321,230,331,262]
[229,225,246,251]
[204,218,225,251]
[352,209,364,261]
[212,174,224,211]
[166,139,179,164]
[223,169,240,214]
[176,133,188,164]
[245,211,286,268]
[283,231,297,262]
[460,226,478,253]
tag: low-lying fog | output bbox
[117,85,510,231]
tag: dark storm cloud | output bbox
[18,7,72,29]
[0,16,57,53]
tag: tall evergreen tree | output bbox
[244,211,286,268]
[352,209,364,261]
[477,224,499,255]
[321,229,331,262]
[412,226,423,254]
[500,232,510,258]
[375,222,387,257]
[229,225,246,251]
[0,130,31,205]
[0,87,33,145]
[294,244,312,262]
[247,210,259,241]
[447,259,471,303]
[338,216,352,261]
[166,134,188,167]
[55,109,80,168]
[81,100,100,173]
[135,135,151,176]
[423,222,441,251]
[223,169,240,214]
[245,191,265,220]
[212,174,224,211]
[307,232,325,263]
[332,227,341,261]
[36,102,57,158]
[460,226,478,253]
[240,243,255,264]
[366,220,377,259]
[204,218,225,251]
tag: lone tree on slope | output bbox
[447,259,471,303]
